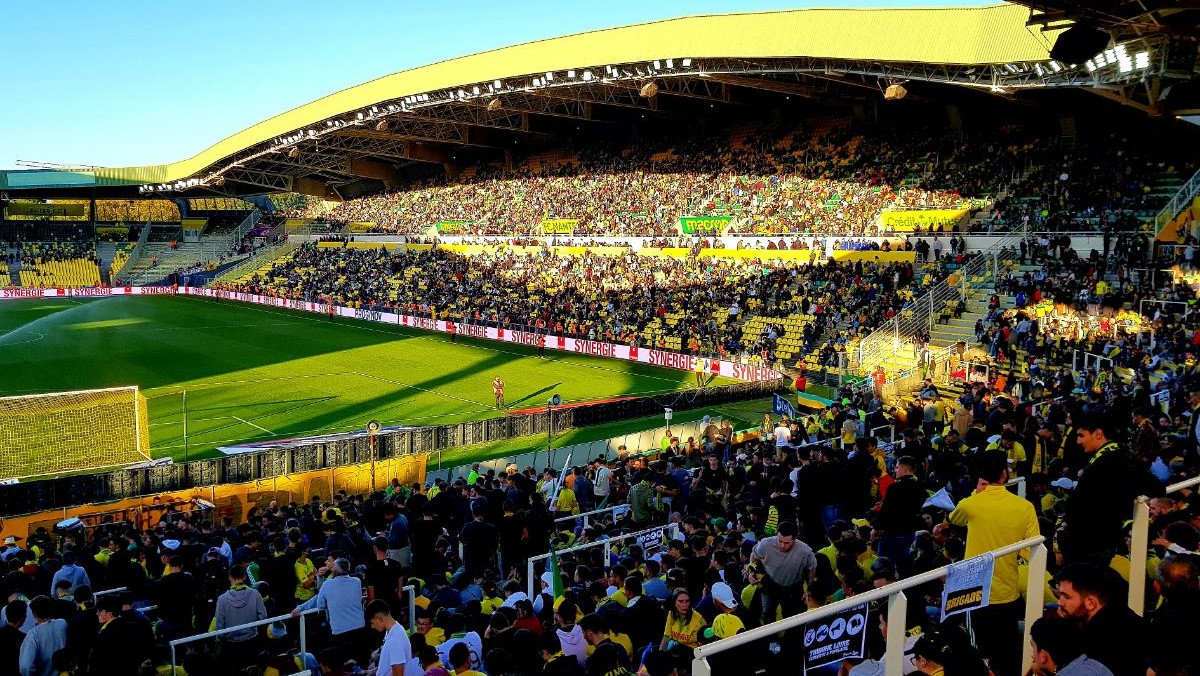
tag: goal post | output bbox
[0,385,151,481]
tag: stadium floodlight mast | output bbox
[367,419,381,492]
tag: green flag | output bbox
[549,547,564,598]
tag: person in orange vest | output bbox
[537,333,546,358]
[447,320,457,343]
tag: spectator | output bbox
[1029,616,1114,676]
[19,596,66,676]
[946,450,1039,676]
[214,565,267,666]
[293,558,367,662]
[367,599,412,676]
[1053,564,1148,676]
[749,521,816,626]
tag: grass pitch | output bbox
[0,296,729,461]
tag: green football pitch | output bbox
[0,295,729,461]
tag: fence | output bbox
[0,381,777,518]
[526,522,680,597]
[692,536,1047,676]
[1127,475,1200,616]
[856,234,1020,372]
[170,608,320,673]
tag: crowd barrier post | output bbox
[1128,475,1200,615]
[1006,475,1026,499]
[170,608,321,673]
[691,536,1046,676]
[403,583,417,631]
[93,586,128,598]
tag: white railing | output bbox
[1128,475,1200,615]
[209,240,299,286]
[692,536,1047,676]
[170,608,320,673]
[526,523,679,597]
[553,503,631,530]
[1154,167,1200,236]
[856,234,1020,371]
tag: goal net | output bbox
[0,385,151,481]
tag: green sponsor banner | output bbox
[434,220,473,234]
[680,216,731,235]
[541,218,577,234]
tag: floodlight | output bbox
[544,72,553,81]
[567,69,576,78]
[1136,51,1150,69]
[653,60,661,70]
[666,59,674,68]
[682,58,692,67]
[1049,61,1062,72]
[582,70,593,81]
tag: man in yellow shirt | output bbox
[946,449,1039,676]
[986,431,1027,474]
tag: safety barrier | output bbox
[692,535,1047,676]
[170,608,320,673]
[526,522,680,598]
[553,504,631,531]
[1127,475,1200,616]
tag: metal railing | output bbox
[170,608,320,673]
[856,234,1020,371]
[553,503,631,530]
[526,522,679,597]
[692,536,1048,676]
[209,240,299,286]
[1153,167,1200,237]
[116,221,153,284]
[1128,475,1200,616]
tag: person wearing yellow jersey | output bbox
[707,582,745,640]
[660,588,706,650]
[986,431,1027,475]
[293,546,316,603]
[946,449,1039,676]
[414,609,446,646]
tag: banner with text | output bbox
[541,218,578,234]
[680,216,731,235]
[880,208,968,231]
[434,220,474,234]
[802,603,869,674]
[941,552,994,620]
[6,202,87,218]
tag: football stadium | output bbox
[1,2,1199,675]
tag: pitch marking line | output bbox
[232,416,274,435]
[350,371,492,408]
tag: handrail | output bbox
[1154,166,1200,237]
[855,234,1021,373]
[692,536,1047,676]
[527,523,679,597]
[553,503,630,528]
[171,608,320,673]
[1128,474,1200,615]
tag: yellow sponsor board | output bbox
[881,208,968,231]
[6,202,87,217]
[347,221,377,233]
[542,218,578,234]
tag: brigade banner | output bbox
[941,553,994,620]
[541,218,578,234]
[880,208,968,231]
[6,202,87,217]
[680,216,731,235]
[347,221,377,233]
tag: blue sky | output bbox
[0,0,991,170]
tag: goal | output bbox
[0,385,151,481]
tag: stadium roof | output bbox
[2,2,1178,200]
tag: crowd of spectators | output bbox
[229,242,962,368]
[2,355,1198,676]
[315,119,1051,239]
